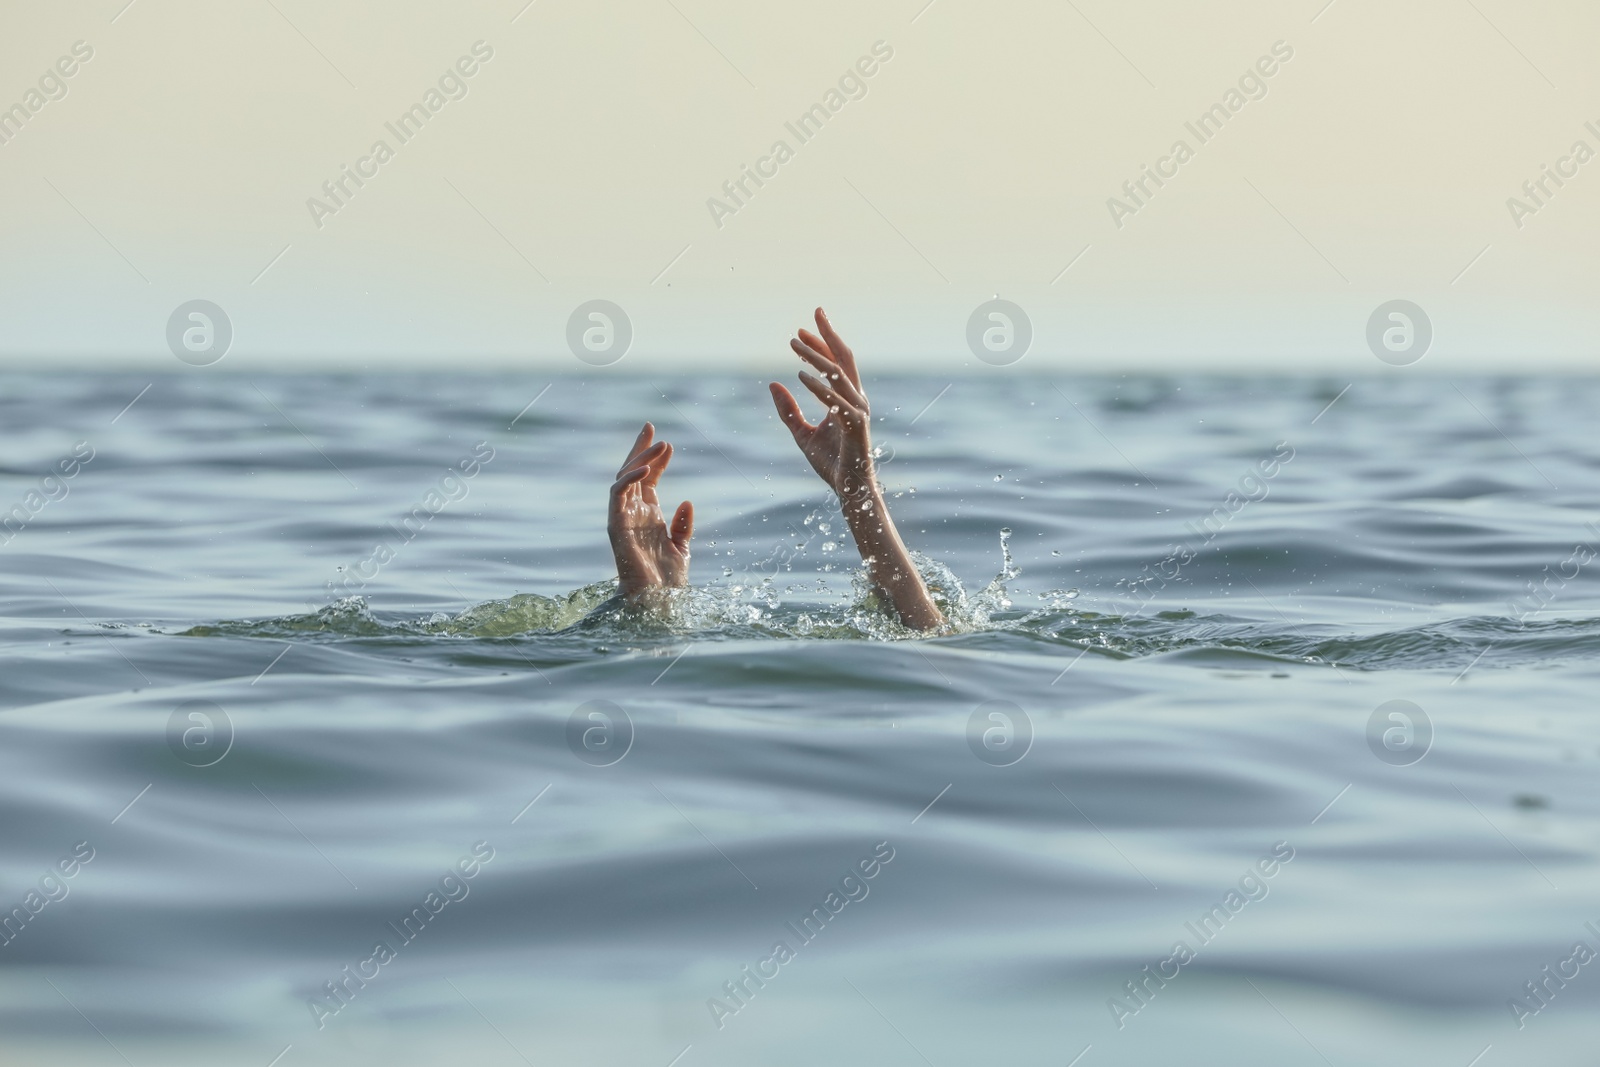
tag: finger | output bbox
[791,336,865,410]
[792,331,836,371]
[799,324,866,408]
[619,422,654,471]
[614,428,659,476]
[769,383,814,442]
[609,465,651,514]
[815,308,862,392]
[611,464,650,494]
[797,327,835,363]
[670,500,694,551]
[617,440,666,479]
[642,442,672,490]
[798,370,858,425]
[617,428,656,470]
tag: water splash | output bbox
[180,582,618,640]
[174,528,1600,673]
[179,530,1029,643]
[181,596,391,638]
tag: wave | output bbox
[174,529,1600,673]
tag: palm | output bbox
[794,408,870,495]
[608,424,693,598]
[770,309,875,498]
[613,484,684,587]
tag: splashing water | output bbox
[174,523,1600,675]
[181,530,1032,644]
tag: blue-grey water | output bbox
[3,372,1599,1065]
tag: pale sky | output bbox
[1,0,1596,371]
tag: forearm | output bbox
[841,482,944,630]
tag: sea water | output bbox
[2,372,1598,1065]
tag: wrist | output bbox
[834,463,880,505]
[839,482,889,535]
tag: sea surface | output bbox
[2,371,1598,1066]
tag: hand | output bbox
[607,423,693,600]
[769,309,945,631]
[768,307,877,500]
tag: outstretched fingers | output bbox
[617,422,660,478]
[814,308,862,392]
[610,463,651,512]
[798,370,861,425]
[640,442,672,501]
[791,336,867,411]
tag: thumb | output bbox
[769,383,812,443]
[670,500,694,551]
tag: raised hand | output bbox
[769,309,945,631]
[607,423,693,600]
[768,308,876,500]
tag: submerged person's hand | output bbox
[608,423,693,602]
[769,308,876,500]
[770,308,945,631]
